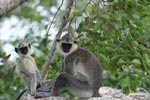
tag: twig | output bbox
[45,0,64,42]
[83,0,92,12]
[69,0,92,32]
[41,0,75,79]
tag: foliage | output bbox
[76,0,150,94]
[0,0,150,99]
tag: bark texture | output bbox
[0,0,27,17]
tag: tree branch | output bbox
[41,0,75,79]
[0,0,27,17]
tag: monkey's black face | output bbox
[20,47,28,55]
[62,43,72,53]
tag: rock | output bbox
[19,87,150,100]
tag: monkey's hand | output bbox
[37,86,51,92]
[33,91,52,98]
[37,79,56,92]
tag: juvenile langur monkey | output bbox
[15,42,42,95]
[34,33,103,98]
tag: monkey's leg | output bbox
[33,79,56,98]
[52,72,93,98]
[37,78,56,92]
[33,91,52,98]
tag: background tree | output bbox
[0,0,27,17]
[0,0,150,100]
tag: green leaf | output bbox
[99,53,107,61]
[130,80,139,92]
[73,12,82,16]
[101,15,110,21]
[122,86,130,94]
[138,45,146,51]
[92,21,103,32]
[118,58,125,64]
[111,54,120,61]
[131,59,141,66]
[121,76,130,88]
[105,47,114,52]
[144,53,150,64]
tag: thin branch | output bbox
[83,0,92,11]
[0,0,27,17]
[74,0,77,30]
[69,0,92,31]
[45,0,64,41]
[41,0,75,79]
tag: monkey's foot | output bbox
[33,91,52,98]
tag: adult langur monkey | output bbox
[15,42,42,99]
[34,33,103,98]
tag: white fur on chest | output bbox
[25,58,36,73]
[17,57,36,74]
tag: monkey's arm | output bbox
[31,57,42,82]
[60,56,65,72]
[61,63,64,72]
[36,70,42,83]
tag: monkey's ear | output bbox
[56,38,60,42]
[15,48,18,53]
[28,44,31,48]
[74,41,77,44]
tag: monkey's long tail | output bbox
[16,89,27,100]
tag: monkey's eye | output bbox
[74,41,77,44]
[56,39,60,42]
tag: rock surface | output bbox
[19,87,150,100]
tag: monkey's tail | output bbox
[16,89,27,100]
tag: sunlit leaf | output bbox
[131,59,141,66]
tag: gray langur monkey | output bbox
[15,42,42,95]
[34,33,103,98]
